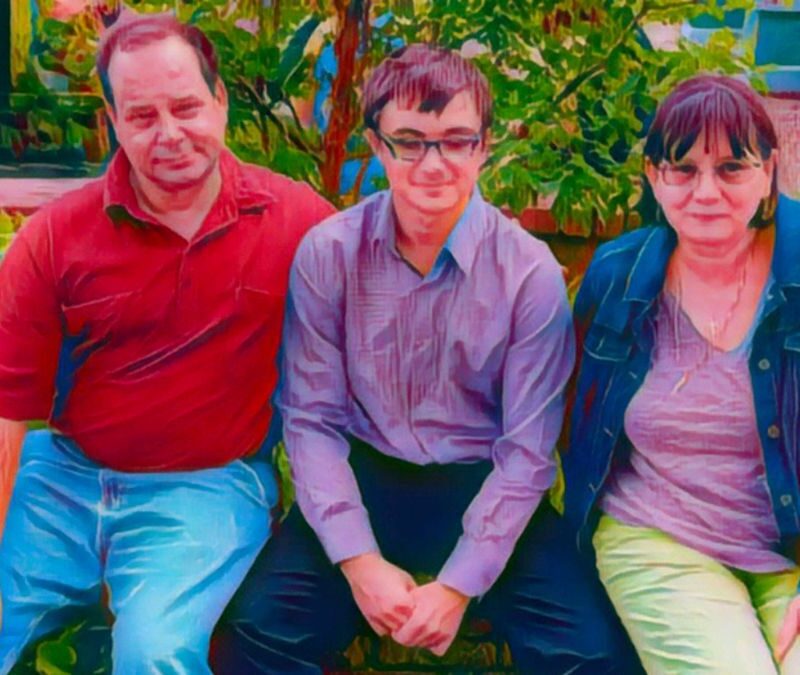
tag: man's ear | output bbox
[214,78,228,108]
[365,128,381,156]
[479,130,491,167]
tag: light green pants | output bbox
[594,514,800,675]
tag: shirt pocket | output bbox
[232,285,286,349]
[235,285,284,315]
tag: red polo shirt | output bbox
[0,150,335,471]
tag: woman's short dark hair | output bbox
[643,75,778,229]
[362,44,492,135]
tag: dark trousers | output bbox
[211,441,642,674]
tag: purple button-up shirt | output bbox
[278,189,575,597]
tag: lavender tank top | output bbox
[600,288,793,572]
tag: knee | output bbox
[210,620,324,675]
[506,624,644,675]
[112,622,208,674]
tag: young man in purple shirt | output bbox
[213,44,641,673]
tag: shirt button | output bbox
[768,425,781,440]
[781,494,793,507]
[758,358,770,370]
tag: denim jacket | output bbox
[562,195,800,554]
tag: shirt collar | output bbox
[370,188,484,275]
[102,149,276,231]
[442,189,483,274]
[623,225,676,305]
[616,195,800,332]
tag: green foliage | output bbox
[34,12,98,87]
[0,91,107,164]
[13,1,758,228]
[394,0,757,234]
[188,3,329,190]
[0,211,27,255]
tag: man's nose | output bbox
[156,114,184,144]
[416,142,448,172]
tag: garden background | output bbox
[1,0,799,672]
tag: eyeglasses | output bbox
[659,159,763,188]
[375,130,483,163]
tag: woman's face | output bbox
[646,129,775,251]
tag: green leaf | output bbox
[275,16,321,91]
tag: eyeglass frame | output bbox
[373,128,485,163]
[656,157,766,189]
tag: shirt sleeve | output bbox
[437,249,576,597]
[0,213,61,421]
[277,230,379,563]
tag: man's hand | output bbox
[340,552,416,636]
[391,581,469,656]
[776,595,800,662]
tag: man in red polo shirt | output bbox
[0,12,333,673]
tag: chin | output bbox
[413,193,460,214]
[151,163,214,191]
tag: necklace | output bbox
[669,244,753,394]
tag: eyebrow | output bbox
[386,126,481,137]
[672,155,749,164]
[124,104,156,116]
[124,95,202,110]
[387,127,425,137]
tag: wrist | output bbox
[340,550,381,580]
[437,581,470,605]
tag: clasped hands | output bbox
[340,551,469,655]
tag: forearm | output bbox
[0,418,25,540]
[440,258,575,596]
[284,420,379,563]
[438,469,552,597]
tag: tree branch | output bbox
[235,77,322,162]
[552,2,649,106]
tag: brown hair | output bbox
[644,75,778,228]
[97,12,220,110]
[362,44,492,134]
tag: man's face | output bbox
[369,90,488,219]
[107,36,228,192]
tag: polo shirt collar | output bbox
[102,149,276,232]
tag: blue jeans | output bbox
[0,430,274,675]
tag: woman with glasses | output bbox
[562,74,800,673]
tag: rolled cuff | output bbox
[314,505,380,565]
[437,534,515,598]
